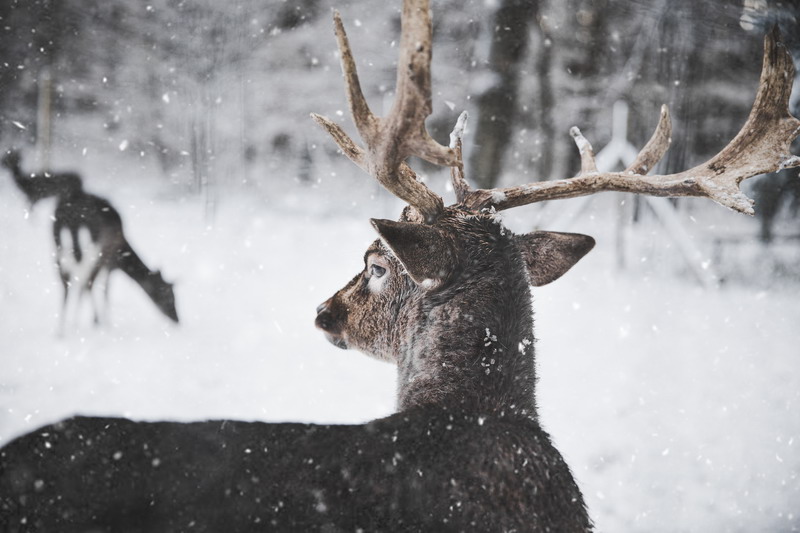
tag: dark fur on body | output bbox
[1,207,593,531]
[314,206,595,529]
[392,213,539,415]
[0,407,584,532]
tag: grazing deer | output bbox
[2,150,179,332]
[2,1,799,531]
[52,187,179,331]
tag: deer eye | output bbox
[370,264,386,278]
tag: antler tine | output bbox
[331,11,376,140]
[310,113,368,172]
[462,28,800,216]
[625,104,672,175]
[569,127,600,175]
[312,0,461,223]
[690,26,800,213]
[449,111,471,203]
[391,0,459,168]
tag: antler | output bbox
[458,28,800,216]
[311,0,459,223]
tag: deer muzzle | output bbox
[315,299,348,350]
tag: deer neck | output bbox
[394,248,538,419]
[116,241,154,286]
[6,161,30,191]
[8,162,24,182]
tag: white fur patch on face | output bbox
[366,254,391,294]
[367,275,386,293]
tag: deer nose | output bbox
[315,299,337,333]
[315,298,348,349]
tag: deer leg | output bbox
[103,270,112,324]
[70,226,104,327]
[57,273,70,337]
[86,266,101,327]
[59,276,86,336]
[88,266,110,327]
[87,276,100,326]
[55,227,77,336]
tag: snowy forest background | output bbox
[1,0,799,531]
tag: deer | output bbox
[2,149,179,333]
[2,149,82,207]
[2,0,799,530]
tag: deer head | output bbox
[316,206,593,415]
[1,148,21,171]
[313,1,800,415]
[141,270,179,323]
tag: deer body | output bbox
[2,149,178,329]
[0,406,586,532]
[52,189,179,329]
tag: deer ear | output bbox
[516,231,595,286]
[370,218,456,286]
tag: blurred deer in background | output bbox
[2,149,178,333]
[2,149,83,207]
[1,1,798,531]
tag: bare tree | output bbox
[468,0,539,189]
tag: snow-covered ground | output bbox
[1,164,798,532]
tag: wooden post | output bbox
[36,67,53,171]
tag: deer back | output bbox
[0,408,590,532]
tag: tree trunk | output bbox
[533,15,554,181]
[469,0,538,189]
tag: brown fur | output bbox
[316,206,594,416]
